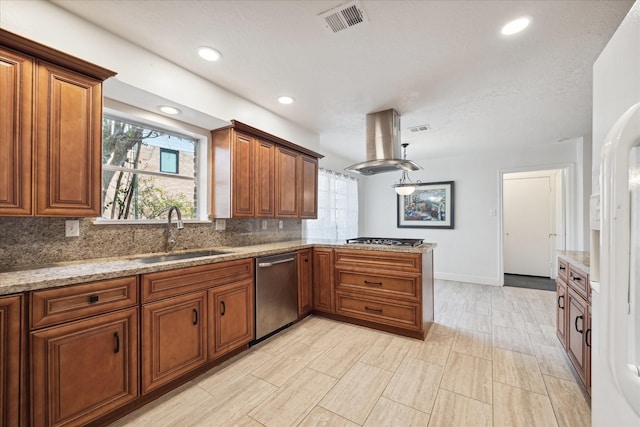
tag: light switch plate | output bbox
[279,220,283,229]
[262,220,268,230]
[65,220,80,237]
[215,219,226,231]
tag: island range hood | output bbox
[345,109,422,176]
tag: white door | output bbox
[503,176,552,277]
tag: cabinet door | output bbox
[31,307,138,427]
[585,304,592,395]
[232,132,255,217]
[0,47,33,216]
[298,249,313,317]
[313,248,335,313]
[566,287,587,384]
[141,291,207,394]
[299,155,318,219]
[209,279,254,359]
[0,294,24,427]
[275,145,299,218]
[255,139,275,217]
[35,61,102,217]
[556,278,568,349]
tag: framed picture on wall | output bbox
[397,181,455,229]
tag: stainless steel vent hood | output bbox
[345,109,422,176]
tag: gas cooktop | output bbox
[345,237,424,247]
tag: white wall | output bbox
[0,0,320,153]
[361,140,585,286]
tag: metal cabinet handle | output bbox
[220,301,226,316]
[364,280,383,286]
[193,308,198,325]
[559,266,566,271]
[114,332,120,354]
[575,315,584,333]
[365,306,382,313]
[585,328,591,347]
[557,295,565,309]
[89,295,99,303]
[571,275,582,282]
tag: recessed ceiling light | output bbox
[158,105,181,115]
[198,46,222,61]
[501,17,530,35]
[278,96,294,105]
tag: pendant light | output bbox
[392,143,418,195]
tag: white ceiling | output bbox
[52,0,633,162]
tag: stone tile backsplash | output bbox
[0,217,301,271]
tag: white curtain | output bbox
[303,168,359,241]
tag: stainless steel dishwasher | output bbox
[255,252,298,340]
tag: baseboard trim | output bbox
[434,272,501,286]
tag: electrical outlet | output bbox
[279,220,283,229]
[215,219,226,231]
[489,209,497,216]
[262,220,268,230]
[65,220,80,237]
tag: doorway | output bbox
[502,169,565,283]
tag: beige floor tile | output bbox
[492,324,534,355]
[440,351,492,404]
[493,348,547,395]
[227,416,265,427]
[363,396,431,427]
[298,406,360,427]
[319,361,393,424]
[452,328,492,360]
[428,389,492,427]
[429,321,458,336]
[406,331,454,366]
[252,341,324,387]
[491,295,520,314]
[492,308,526,330]
[382,356,444,413]
[493,382,558,427]
[249,368,337,427]
[196,349,274,392]
[544,375,591,427]
[458,311,492,333]
[465,300,492,316]
[308,338,368,378]
[534,344,579,382]
[358,333,413,371]
[526,322,562,348]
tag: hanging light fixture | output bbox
[392,143,418,195]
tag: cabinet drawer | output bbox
[30,276,138,329]
[335,291,421,331]
[568,265,589,298]
[142,258,253,302]
[557,258,568,282]
[335,250,421,273]
[335,269,419,300]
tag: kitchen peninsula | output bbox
[0,240,435,426]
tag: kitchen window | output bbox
[101,114,202,221]
[303,168,358,240]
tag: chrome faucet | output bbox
[166,206,184,252]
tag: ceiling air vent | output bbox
[408,124,431,133]
[318,1,368,34]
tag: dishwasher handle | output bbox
[258,257,296,268]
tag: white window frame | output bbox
[96,99,210,224]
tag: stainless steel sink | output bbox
[136,250,228,264]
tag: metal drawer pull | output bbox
[89,295,99,303]
[193,308,198,325]
[220,301,226,316]
[571,275,582,281]
[585,328,591,347]
[559,266,566,271]
[365,306,383,313]
[258,258,295,268]
[364,280,383,286]
[557,295,564,309]
[575,315,584,333]
[114,332,120,354]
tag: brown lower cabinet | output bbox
[556,277,568,348]
[141,291,208,394]
[313,248,335,313]
[30,308,139,427]
[297,249,313,317]
[208,279,254,359]
[0,294,24,427]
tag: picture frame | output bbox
[397,181,455,229]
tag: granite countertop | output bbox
[0,239,436,296]
[557,250,590,274]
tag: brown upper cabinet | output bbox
[211,120,322,219]
[0,29,116,217]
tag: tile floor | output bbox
[110,280,591,427]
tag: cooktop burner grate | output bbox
[345,237,424,247]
